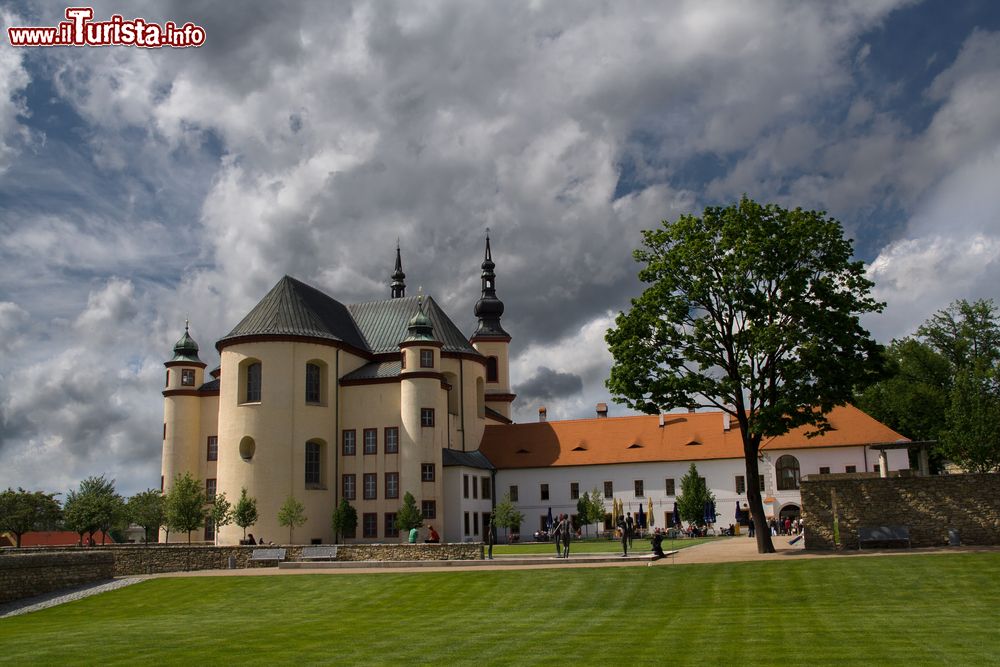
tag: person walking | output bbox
[618,517,629,557]
[626,512,635,548]
[561,514,572,558]
[552,514,565,558]
[486,516,495,560]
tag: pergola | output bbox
[868,440,937,477]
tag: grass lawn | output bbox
[492,535,720,555]
[3,553,999,666]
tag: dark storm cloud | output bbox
[515,366,584,403]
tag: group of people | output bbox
[745,516,802,537]
[550,513,572,558]
[242,533,270,546]
[616,512,636,556]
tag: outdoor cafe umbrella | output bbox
[734,501,743,523]
[672,502,680,527]
[703,500,717,525]
[547,507,553,531]
[648,496,654,528]
[637,504,646,530]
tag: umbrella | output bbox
[648,497,654,528]
[735,501,743,523]
[547,507,553,531]
[672,502,680,527]
[637,504,646,530]
[704,500,717,524]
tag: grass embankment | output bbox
[3,553,999,665]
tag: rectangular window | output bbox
[819,466,831,475]
[665,478,675,496]
[385,427,399,454]
[163,423,166,440]
[464,511,470,536]
[735,475,746,494]
[634,480,644,497]
[207,436,218,461]
[363,513,377,538]
[463,475,469,499]
[540,483,549,501]
[420,349,434,368]
[873,464,881,474]
[204,516,215,542]
[384,513,397,537]
[305,363,321,403]
[570,482,580,500]
[385,472,399,500]
[473,512,480,536]
[181,369,195,386]
[422,463,435,482]
[509,485,518,502]
[363,473,377,500]
[482,477,491,500]
[342,430,356,456]
[401,351,406,369]
[604,481,613,499]
[759,475,765,492]
[342,474,356,500]
[305,442,321,486]
[421,408,435,427]
[422,500,436,519]
[246,363,261,403]
[206,478,217,502]
[472,476,479,499]
[363,428,377,455]
[846,465,857,474]
[165,370,169,388]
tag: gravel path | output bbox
[0,577,151,619]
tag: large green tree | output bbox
[606,197,884,553]
[0,488,62,547]
[331,498,357,543]
[165,472,206,543]
[126,489,165,544]
[676,464,714,527]
[233,487,259,541]
[277,495,306,544]
[63,475,126,545]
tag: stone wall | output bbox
[0,542,483,576]
[0,551,114,604]
[801,473,1000,550]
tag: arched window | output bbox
[305,440,323,487]
[245,362,261,403]
[776,455,800,490]
[486,356,499,383]
[305,363,322,403]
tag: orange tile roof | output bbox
[478,404,907,469]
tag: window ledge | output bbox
[305,484,327,491]
[238,401,262,407]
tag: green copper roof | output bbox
[348,295,478,355]
[171,324,203,363]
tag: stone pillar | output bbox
[879,449,889,478]
[918,447,930,476]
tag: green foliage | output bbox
[277,495,306,544]
[165,472,206,543]
[575,488,606,536]
[63,475,125,545]
[942,367,1000,473]
[0,487,62,547]
[395,492,423,532]
[331,498,357,543]
[606,197,883,552]
[209,491,234,545]
[677,463,714,526]
[492,492,525,533]
[126,490,165,544]
[233,487,259,540]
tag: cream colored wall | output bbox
[215,341,365,545]
[472,340,511,419]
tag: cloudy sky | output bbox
[1,0,998,497]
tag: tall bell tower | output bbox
[470,231,514,419]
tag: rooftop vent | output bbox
[627,443,643,449]
[596,403,608,418]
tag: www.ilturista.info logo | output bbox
[8,7,206,48]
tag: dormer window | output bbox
[181,369,195,386]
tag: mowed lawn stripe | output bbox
[2,553,999,666]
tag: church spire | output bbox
[472,229,509,339]
[391,240,406,298]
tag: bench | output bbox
[858,526,911,550]
[249,548,287,565]
[299,546,338,561]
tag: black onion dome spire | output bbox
[171,320,203,363]
[391,241,406,298]
[473,230,509,339]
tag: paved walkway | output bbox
[5,538,998,617]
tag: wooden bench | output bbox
[299,546,338,561]
[858,526,911,550]
[249,548,286,565]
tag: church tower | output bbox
[471,232,515,419]
[161,321,206,496]
[391,243,406,298]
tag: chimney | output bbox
[596,402,608,418]
[538,406,547,422]
[688,407,696,414]
[658,413,665,428]
[723,412,731,431]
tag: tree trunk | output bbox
[743,441,776,554]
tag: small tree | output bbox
[64,488,98,546]
[209,491,234,546]
[0,488,62,548]
[233,487,259,541]
[677,463,714,527]
[395,492,423,533]
[165,472,206,543]
[277,495,306,544]
[331,498,357,543]
[126,489,165,544]
[582,488,607,537]
[492,492,525,541]
[64,475,124,545]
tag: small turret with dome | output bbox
[404,292,437,343]
[170,320,203,364]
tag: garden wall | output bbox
[0,551,114,603]
[801,473,1000,550]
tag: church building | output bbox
[161,237,909,545]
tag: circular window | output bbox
[239,436,256,461]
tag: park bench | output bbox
[858,525,911,550]
[299,546,338,561]
[249,548,286,565]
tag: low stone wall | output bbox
[801,473,1000,550]
[0,551,114,603]
[0,542,483,576]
